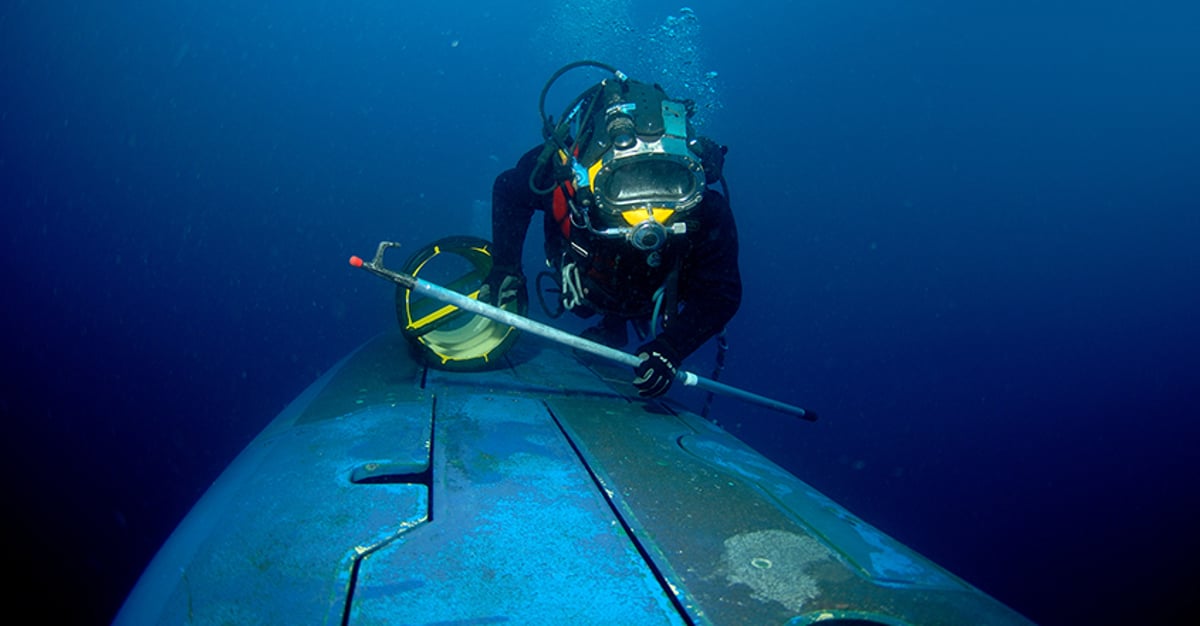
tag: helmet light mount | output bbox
[606,108,638,150]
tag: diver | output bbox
[480,61,741,399]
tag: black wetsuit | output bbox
[490,146,742,360]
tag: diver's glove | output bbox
[478,264,526,310]
[633,339,681,398]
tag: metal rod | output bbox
[350,242,816,421]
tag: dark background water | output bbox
[3,1,1198,624]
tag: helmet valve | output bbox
[627,220,686,251]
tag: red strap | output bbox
[552,184,573,238]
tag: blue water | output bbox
[3,2,1198,624]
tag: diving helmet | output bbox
[537,62,709,252]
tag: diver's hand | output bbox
[478,265,525,310]
[633,340,680,398]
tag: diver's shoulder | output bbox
[700,188,731,215]
[514,144,544,170]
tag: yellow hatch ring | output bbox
[395,236,525,371]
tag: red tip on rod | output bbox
[349,255,364,268]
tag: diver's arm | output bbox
[489,147,545,271]
[658,190,743,359]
